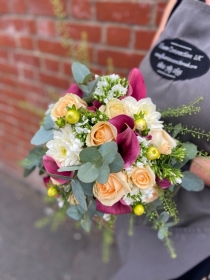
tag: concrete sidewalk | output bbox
[0,172,121,280]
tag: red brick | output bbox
[135,30,156,50]
[96,2,151,25]
[0,62,18,75]
[97,49,144,69]
[14,53,40,67]
[0,18,36,34]
[106,26,130,47]
[0,0,9,12]
[17,81,44,95]
[29,0,67,16]
[63,62,72,76]
[0,50,9,61]
[23,68,35,80]
[11,0,26,13]
[70,0,92,19]
[66,23,101,43]
[44,58,59,72]
[156,3,167,26]
[0,75,17,87]
[0,34,16,48]
[37,19,56,37]
[38,39,66,57]
[39,72,69,89]
[19,36,34,50]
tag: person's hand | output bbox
[190,157,210,187]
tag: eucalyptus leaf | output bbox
[172,123,182,138]
[80,148,103,167]
[81,213,91,232]
[23,166,35,177]
[22,146,46,169]
[82,96,93,104]
[109,153,124,173]
[58,166,80,172]
[72,179,87,211]
[77,162,99,183]
[158,227,168,240]
[88,200,103,219]
[66,205,85,221]
[80,181,93,196]
[96,163,110,184]
[181,171,204,192]
[72,62,90,84]
[158,211,170,223]
[81,73,94,84]
[98,142,117,164]
[31,126,53,146]
[44,114,54,130]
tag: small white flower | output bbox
[141,187,154,203]
[46,125,83,167]
[136,162,144,168]
[103,214,111,221]
[109,74,119,81]
[175,178,182,184]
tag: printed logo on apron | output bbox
[150,38,210,80]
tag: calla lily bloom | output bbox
[109,115,140,168]
[66,83,83,98]
[156,177,171,189]
[126,68,147,101]
[43,155,73,184]
[96,199,132,214]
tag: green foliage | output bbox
[109,153,124,173]
[80,181,94,196]
[77,162,99,183]
[182,171,204,191]
[172,123,182,138]
[160,97,203,118]
[31,126,53,146]
[80,147,103,167]
[97,163,110,184]
[43,114,54,130]
[66,205,85,221]
[71,179,87,211]
[159,189,179,223]
[22,146,46,177]
[81,212,91,232]
[72,62,90,84]
[98,142,117,164]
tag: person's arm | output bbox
[190,157,210,187]
[151,0,177,47]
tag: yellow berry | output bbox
[133,204,145,216]
[135,118,147,131]
[65,110,80,124]
[47,187,58,197]
[146,146,160,160]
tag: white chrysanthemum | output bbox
[122,97,163,130]
[46,125,83,167]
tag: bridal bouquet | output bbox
[23,62,204,258]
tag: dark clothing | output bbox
[170,0,205,18]
[111,1,210,279]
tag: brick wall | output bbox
[0,0,167,186]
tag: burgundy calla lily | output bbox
[88,100,102,112]
[96,199,132,215]
[156,177,171,189]
[126,68,146,101]
[43,156,72,184]
[109,115,140,168]
[43,176,50,188]
[66,83,83,98]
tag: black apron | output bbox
[111,1,210,279]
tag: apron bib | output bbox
[111,1,210,279]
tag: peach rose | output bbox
[51,93,87,121]
[86,121,117,146]
[129,166,156,190]
[149,130,177,155]
[93,172,130,206]
[99,99,130,118]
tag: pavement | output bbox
[0,171,121,280]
